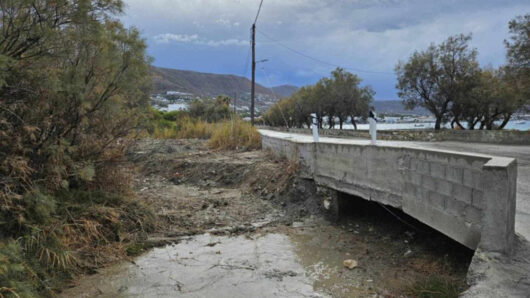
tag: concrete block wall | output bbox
[260,130,517,254]
[260,134,314,179]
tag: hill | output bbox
[150,66,298,99]
[271,85,299,98]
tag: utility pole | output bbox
[233,92,237,114]
[250,23,256,126]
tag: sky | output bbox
[120,0,529,100]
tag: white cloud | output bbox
[204,38,248,47]
[121,0,530,96]
[153,33,247,47]
[215,18,231,26]
[153,33,198,44]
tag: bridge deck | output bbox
[259,129,530,298]
[259,129,529,242]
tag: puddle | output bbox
[60,233,326,298]
[60,208,471,297]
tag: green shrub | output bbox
[0,240,39,298]
[404,275,465,298]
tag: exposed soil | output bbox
[61,138,473,297]
[125,139,320,238]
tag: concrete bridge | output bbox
[259,129,518,255]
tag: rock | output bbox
[343,259,358,269]
[404,249,412,257]
[292,221,304,228]
[323,199,331,210]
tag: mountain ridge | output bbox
[150,66,298,98]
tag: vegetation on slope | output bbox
[0,1,154,295]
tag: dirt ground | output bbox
[62,138,474,297]
[125,138,319,238]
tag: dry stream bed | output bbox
[60,139,473,297]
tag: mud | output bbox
[59,233,322,298]
[61,139,473,297]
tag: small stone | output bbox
[343,259,358,269]
[292,221,304,228]
[323,199,331,210]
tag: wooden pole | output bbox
[251,23,256,126]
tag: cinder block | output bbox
[431,162,446,179]
[417,160,430,174]
[463,169,482,189]
[465,206,482,225]
[409,172,422,186]
[436,179,453,197]
[446,198,467,217]
[422,175,436,191]
[402,182,416,198]
[410,158,419,171]
[446,167,463,184]
[472,189,484,209]
[428,191,446,210]
[463,169,473,187]
[452,184,472,204]
[416,188,428,201]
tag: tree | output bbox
[396,34,480,129]
[263,97,293,127]
[189,96,232,122]
[327,68,357,129]
[349,86,374,130]
[263,68,374,129]
[0,0,151,233]
[505,14,530,108]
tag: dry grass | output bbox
[176,117,213,139]
[152,116,213,139]
[152,115,261,151]
[208,118,261,150]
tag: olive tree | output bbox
[263,68,373,130]
[396,34,480,130]
[505,14,530,108]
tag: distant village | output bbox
[151,90,529,130]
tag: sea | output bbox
[340,121,530,131]
[160,103,530,131]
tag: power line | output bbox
[257,30,395,75]
[259,66,290,128]
[253,0,264,25]
[241,46,251,77]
